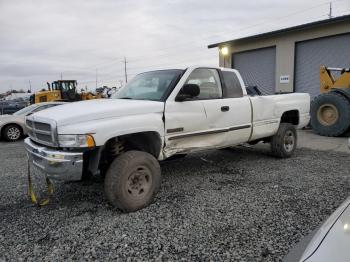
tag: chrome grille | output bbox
[34,122,51,132]
[26,118,56,147]
[26,119,33,128]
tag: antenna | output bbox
[328,2,333,19]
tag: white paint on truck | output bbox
[25,65,310,176]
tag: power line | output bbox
[74,0,344,68]
[78,53,217,84]
[0,0,344,78]
[77,11,343,85]
[98,52,216,76]
[50,11,350,88]
[3,0,337,71]
[3,0,350,90]
[70,0,348,72]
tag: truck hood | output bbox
[31,99,164,126]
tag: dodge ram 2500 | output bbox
[24,66,310,212]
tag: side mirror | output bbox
[176,84,200,102]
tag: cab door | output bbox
[201,69,252,145]
[163,67,251,157]
[163,97,207,156]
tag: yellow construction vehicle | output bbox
[30,80,104,104]
[310,66,350,136]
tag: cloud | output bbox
[0,0,349,92]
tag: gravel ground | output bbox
[0,141,349,262]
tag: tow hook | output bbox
[27,161,54,207]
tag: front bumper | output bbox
[24,138,83,181]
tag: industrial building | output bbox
[208,14,350,97]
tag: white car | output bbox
[24,66,310,211]
[284,197,350,262]
[0,102,65,142]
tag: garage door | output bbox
[295,33,350,98]
[232,47,276,95]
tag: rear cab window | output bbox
[221,71,243,98]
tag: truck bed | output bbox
[249,93,310,141]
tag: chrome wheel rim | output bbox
[127,166,152,199]
[7,127,20,140]
[283,130,295,152]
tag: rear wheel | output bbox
[311,92,350,136]
[3,124,22,142]
[270,123,297,158]
[104,150,161,212]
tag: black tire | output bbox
[310,92,350,137]
[104,150,161,212]
[270,123,297,158]
[2,124,22,142]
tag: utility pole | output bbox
[123,57,128,83]
[96,69,98,89]
[328,2,333,19]
[60,72,63,80]
[28,80,32,93]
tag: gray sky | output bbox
[0,0,349,92]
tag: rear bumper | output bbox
[24,138,83,181]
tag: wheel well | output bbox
[84,131,162,178]
[1,123,23,137]
[106,131,162,158]
[281,110,299,125]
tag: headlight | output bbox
[58,134,95,148]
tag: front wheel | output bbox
[270,123,297,158]
[104,150,161,212]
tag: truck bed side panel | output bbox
[249,93,310,141]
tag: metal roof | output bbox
[208,14,350,48]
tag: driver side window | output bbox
[185,68,222,100]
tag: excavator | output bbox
[29,80,104,104]
[311,66,350,136]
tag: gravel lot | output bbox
[0,141,349,261]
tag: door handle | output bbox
[221,106,230,112]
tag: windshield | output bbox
[113,69,184,101]
[13,104,38,116]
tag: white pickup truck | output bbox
[24,66,310,211]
